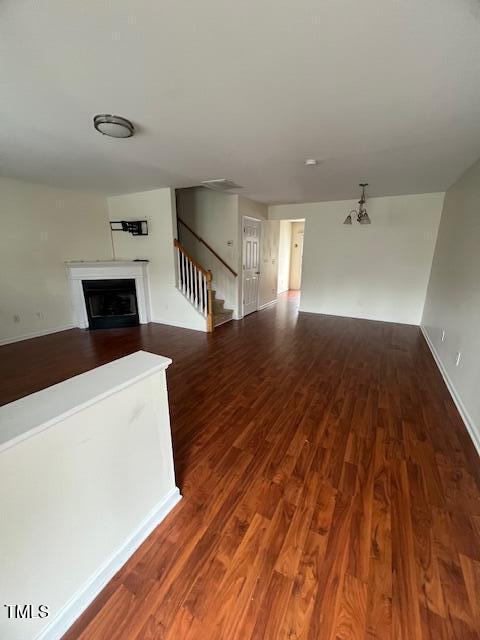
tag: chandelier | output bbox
[343,183,371,225]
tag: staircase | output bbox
[212,290,234,327]
[173,235,236,332]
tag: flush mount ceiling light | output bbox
[93,114,135,138]
[304,158,319,166]
[343,183,371,225]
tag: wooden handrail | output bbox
[174,239,212,280]
[177,217,238,277]
[174,238,214,332]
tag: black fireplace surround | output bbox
[82,279,139,329]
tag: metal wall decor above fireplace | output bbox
[82,279,139,329]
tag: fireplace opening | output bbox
[82,279,139,329]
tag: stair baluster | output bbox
[174,239,214,332]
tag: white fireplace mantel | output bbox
[66,260,151,329]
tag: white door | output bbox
[242,217,261,315]
[289,221,304,290]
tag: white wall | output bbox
[176,188,239,314]
[176,190,280,317]
[108,188,206,331]
[258,219,280,308]
[0,352,179,640]
[269,192,444,324]
[0,177,112,344]
[277,221,292,294]
[176,188,238,270]
[422,159,480,450]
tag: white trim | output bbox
[65,261,151,328]
[0,351,172,453]
[298,306,419,326]
[259,299,278,311]
[421,326,480,456]
[151,317,207,332]
[0,324,75,346]
[35,487,182,640]
[241,215,262,318]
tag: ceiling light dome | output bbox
[93,114,134,138]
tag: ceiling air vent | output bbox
[200,178,243,191]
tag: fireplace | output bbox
[82,279,139,329]
[66,261,150,329]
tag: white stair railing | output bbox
[176,217,238,316]
[174,239,214,332]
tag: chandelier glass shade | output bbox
[344,183,371,224]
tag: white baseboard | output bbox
[298,306,418,326]
[150,317,207,332]
[421,326,480,456]
[259,299,278,311]
[0,318,208,344]
[0,324,76,347]
[35,487,182,640]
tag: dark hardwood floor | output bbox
[2,292,480,639]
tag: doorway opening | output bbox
[277,219,305,302]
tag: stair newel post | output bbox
[206,270,214,333]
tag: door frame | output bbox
[241,215,262,318]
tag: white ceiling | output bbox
[1,0,480,204]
